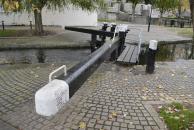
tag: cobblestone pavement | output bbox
[1,60,194,130]
[0,63,76,116]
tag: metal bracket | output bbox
[49,65,67,82]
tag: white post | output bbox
[146,40,158,74]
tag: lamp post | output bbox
[148,4,152,32]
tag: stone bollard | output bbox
[35,79,69,116]
[146,40,158,74]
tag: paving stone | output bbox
[112,126,120,130]
[2,60,194,129]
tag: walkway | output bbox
[0,24,192,50]
[1,60,194,130]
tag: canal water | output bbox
[139,43,194,65]
[0,43,193,65]
[0,49,90,65]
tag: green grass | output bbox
[167,27,193,38]
[159,102,194,130]
[0,30,18,37]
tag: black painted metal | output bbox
[58,38,120,97]
[65,26,119,53]
[91,34,97,52]
[146,49,157,74]
[99,23,108,43]
[110,24,117,39]
[65,26,118,37]
[2,21,5,31]
[30,21,32,31]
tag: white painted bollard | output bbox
[35,79,69,116]
[149,40,158,50]
[146,40,158,74]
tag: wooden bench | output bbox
[117,44,139,64]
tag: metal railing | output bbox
[49,65,67,82]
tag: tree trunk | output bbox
[190,0,194,38]
[120,0,124,12]
[178,0,182,18]
[34,9,43,35]
[159,12,163,25]
[131,4,136,22]
[189,0,194,58]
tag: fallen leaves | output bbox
[112,111,117,118]
[141,96,148,100]
[157,85,164,89]
[108,111,118,120]
[79,122,86,129]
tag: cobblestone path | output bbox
[0,63,75,116]
[1,60,194,130]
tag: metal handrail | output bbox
[49,65,67,82]
[137,29,142,62]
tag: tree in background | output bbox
[178,0,190,18]
[0,0,106,35]
[126,0,142,22]
[154,0,179,17]
[189,0,194,39]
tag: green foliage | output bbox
[126,0,142,6]
[159,102,194,130]
[144,0,154,5]
[153,0,179,16]
[1,0,107,12]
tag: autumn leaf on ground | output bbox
[79,122,86,129]
[112,111,117,118]
[142,96,148,100]
[157,85,164,89]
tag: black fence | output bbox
[162,18,192,28]
[0,20,33,31]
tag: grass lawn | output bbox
[159,102,194,130]
[0,30,18,37]
[0,27,59,37]
[167,27,193,38]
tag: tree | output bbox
[154,0,179,18]
[126,0,142,22]
[189,0,194,39]
[1,0,106,35]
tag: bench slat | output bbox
[130,46,139,63]
[117,45,130,62]
[123,45,135,62]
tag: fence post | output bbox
[100,23,108,43]
[2,21,5,31]
[110,23,118,61]
[146,40,158,74]
[91,34,97,53]
[30,21,32,31]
